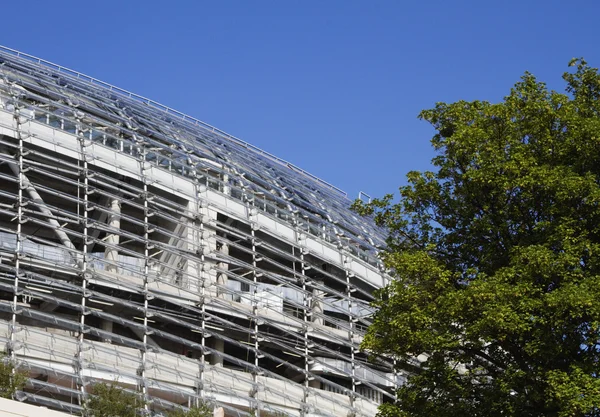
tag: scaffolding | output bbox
[0,47,397,417]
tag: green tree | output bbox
[0,356,27,399]
[85,382,144,417]
[166,402,213,417]
[354,59,600,417]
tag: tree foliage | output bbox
[85,381,213,417]
[354,59,600,417]
[0,357,27,399]
[85,382,144,417]
[166,402,213,417]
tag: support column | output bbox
[101,320,113,344]
[221,166,230,196]
[195,186,219,298]
[195,180,223,403]
[216,242,229,300]
[209,338,224,367]
[104,198,121,274]
[308,379,320,389]
[311,279,325,326]
[185,201,201,290]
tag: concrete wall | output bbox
[0,398,69,417]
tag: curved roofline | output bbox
[0,45,348,198]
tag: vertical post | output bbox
[186,159,206,407]
[345,260,357,414]
[251,222,260,416]
[140,142,152,413]
[298,219,317,416]
[9,102,24,391]
[76,115,90,405]
[393,358,399,404]
[198,195,207,402]
[302,245,311,414]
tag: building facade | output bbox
[0,47,398,416]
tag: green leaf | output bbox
[359,58,600,417]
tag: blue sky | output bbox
[2,0,600,199]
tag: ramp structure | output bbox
[0,46,399,416]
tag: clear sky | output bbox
[2,0,599,199]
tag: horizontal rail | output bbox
[0,44,347,197]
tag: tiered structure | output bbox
[0,46,399,416]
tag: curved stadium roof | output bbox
[0,45,386,266]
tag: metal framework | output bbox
[0,46,398,417]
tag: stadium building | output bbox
[0,46,399,416]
